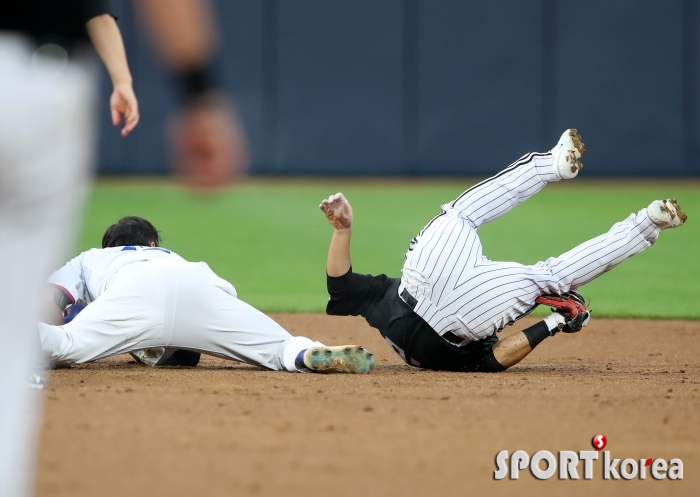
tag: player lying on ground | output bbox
[39,217,374,373]
[319,129,687,372]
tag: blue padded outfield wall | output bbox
[97,0,700,177]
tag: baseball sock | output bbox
[523,314,565,349]
[295,349,308,371]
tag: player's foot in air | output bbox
[319,193,353,230]
[551,128,586,179]
[648,199,687,229]
[298,345,375,374]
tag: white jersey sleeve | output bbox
[47,246,187,304]
[47,251,87,305]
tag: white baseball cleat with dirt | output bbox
[647,199,687,230]
[551,128,586,179]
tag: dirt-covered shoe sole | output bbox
[663,198,687,226]
[553,128,586,179]
[568,128,586,157]
[305,345,375,374]
[649,198,687,229]
[130,348,201,367]
[130,348,166,367]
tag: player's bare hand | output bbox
[320,193,353,230]
[110,83,139,137]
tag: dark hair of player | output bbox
[101,216,162,248]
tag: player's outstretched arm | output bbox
[86,14,139,137]
[320,193,353,277]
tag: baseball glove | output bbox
[535,290,590,333]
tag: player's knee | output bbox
[37,322,73,365]
[471,348,508,373]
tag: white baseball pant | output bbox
[0,36,95,497]
[401,151,660,344]
[38,260,321,371]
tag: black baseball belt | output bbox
[400,288,464,346]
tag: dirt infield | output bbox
[36,315,699,497]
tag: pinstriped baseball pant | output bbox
[400,152,660,344]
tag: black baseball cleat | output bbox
[304,345,375,374]
[130,348,201,367]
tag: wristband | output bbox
[176,63,218,100]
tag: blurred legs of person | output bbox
[0,35,95,497]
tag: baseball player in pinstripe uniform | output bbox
[320,129,687,372]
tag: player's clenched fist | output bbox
[320,193,353,230]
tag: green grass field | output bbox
[76,179,699,319]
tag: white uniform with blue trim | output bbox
[39,246,320,371]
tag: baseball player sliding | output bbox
[40,217,375,374]
[320,129,687,372]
